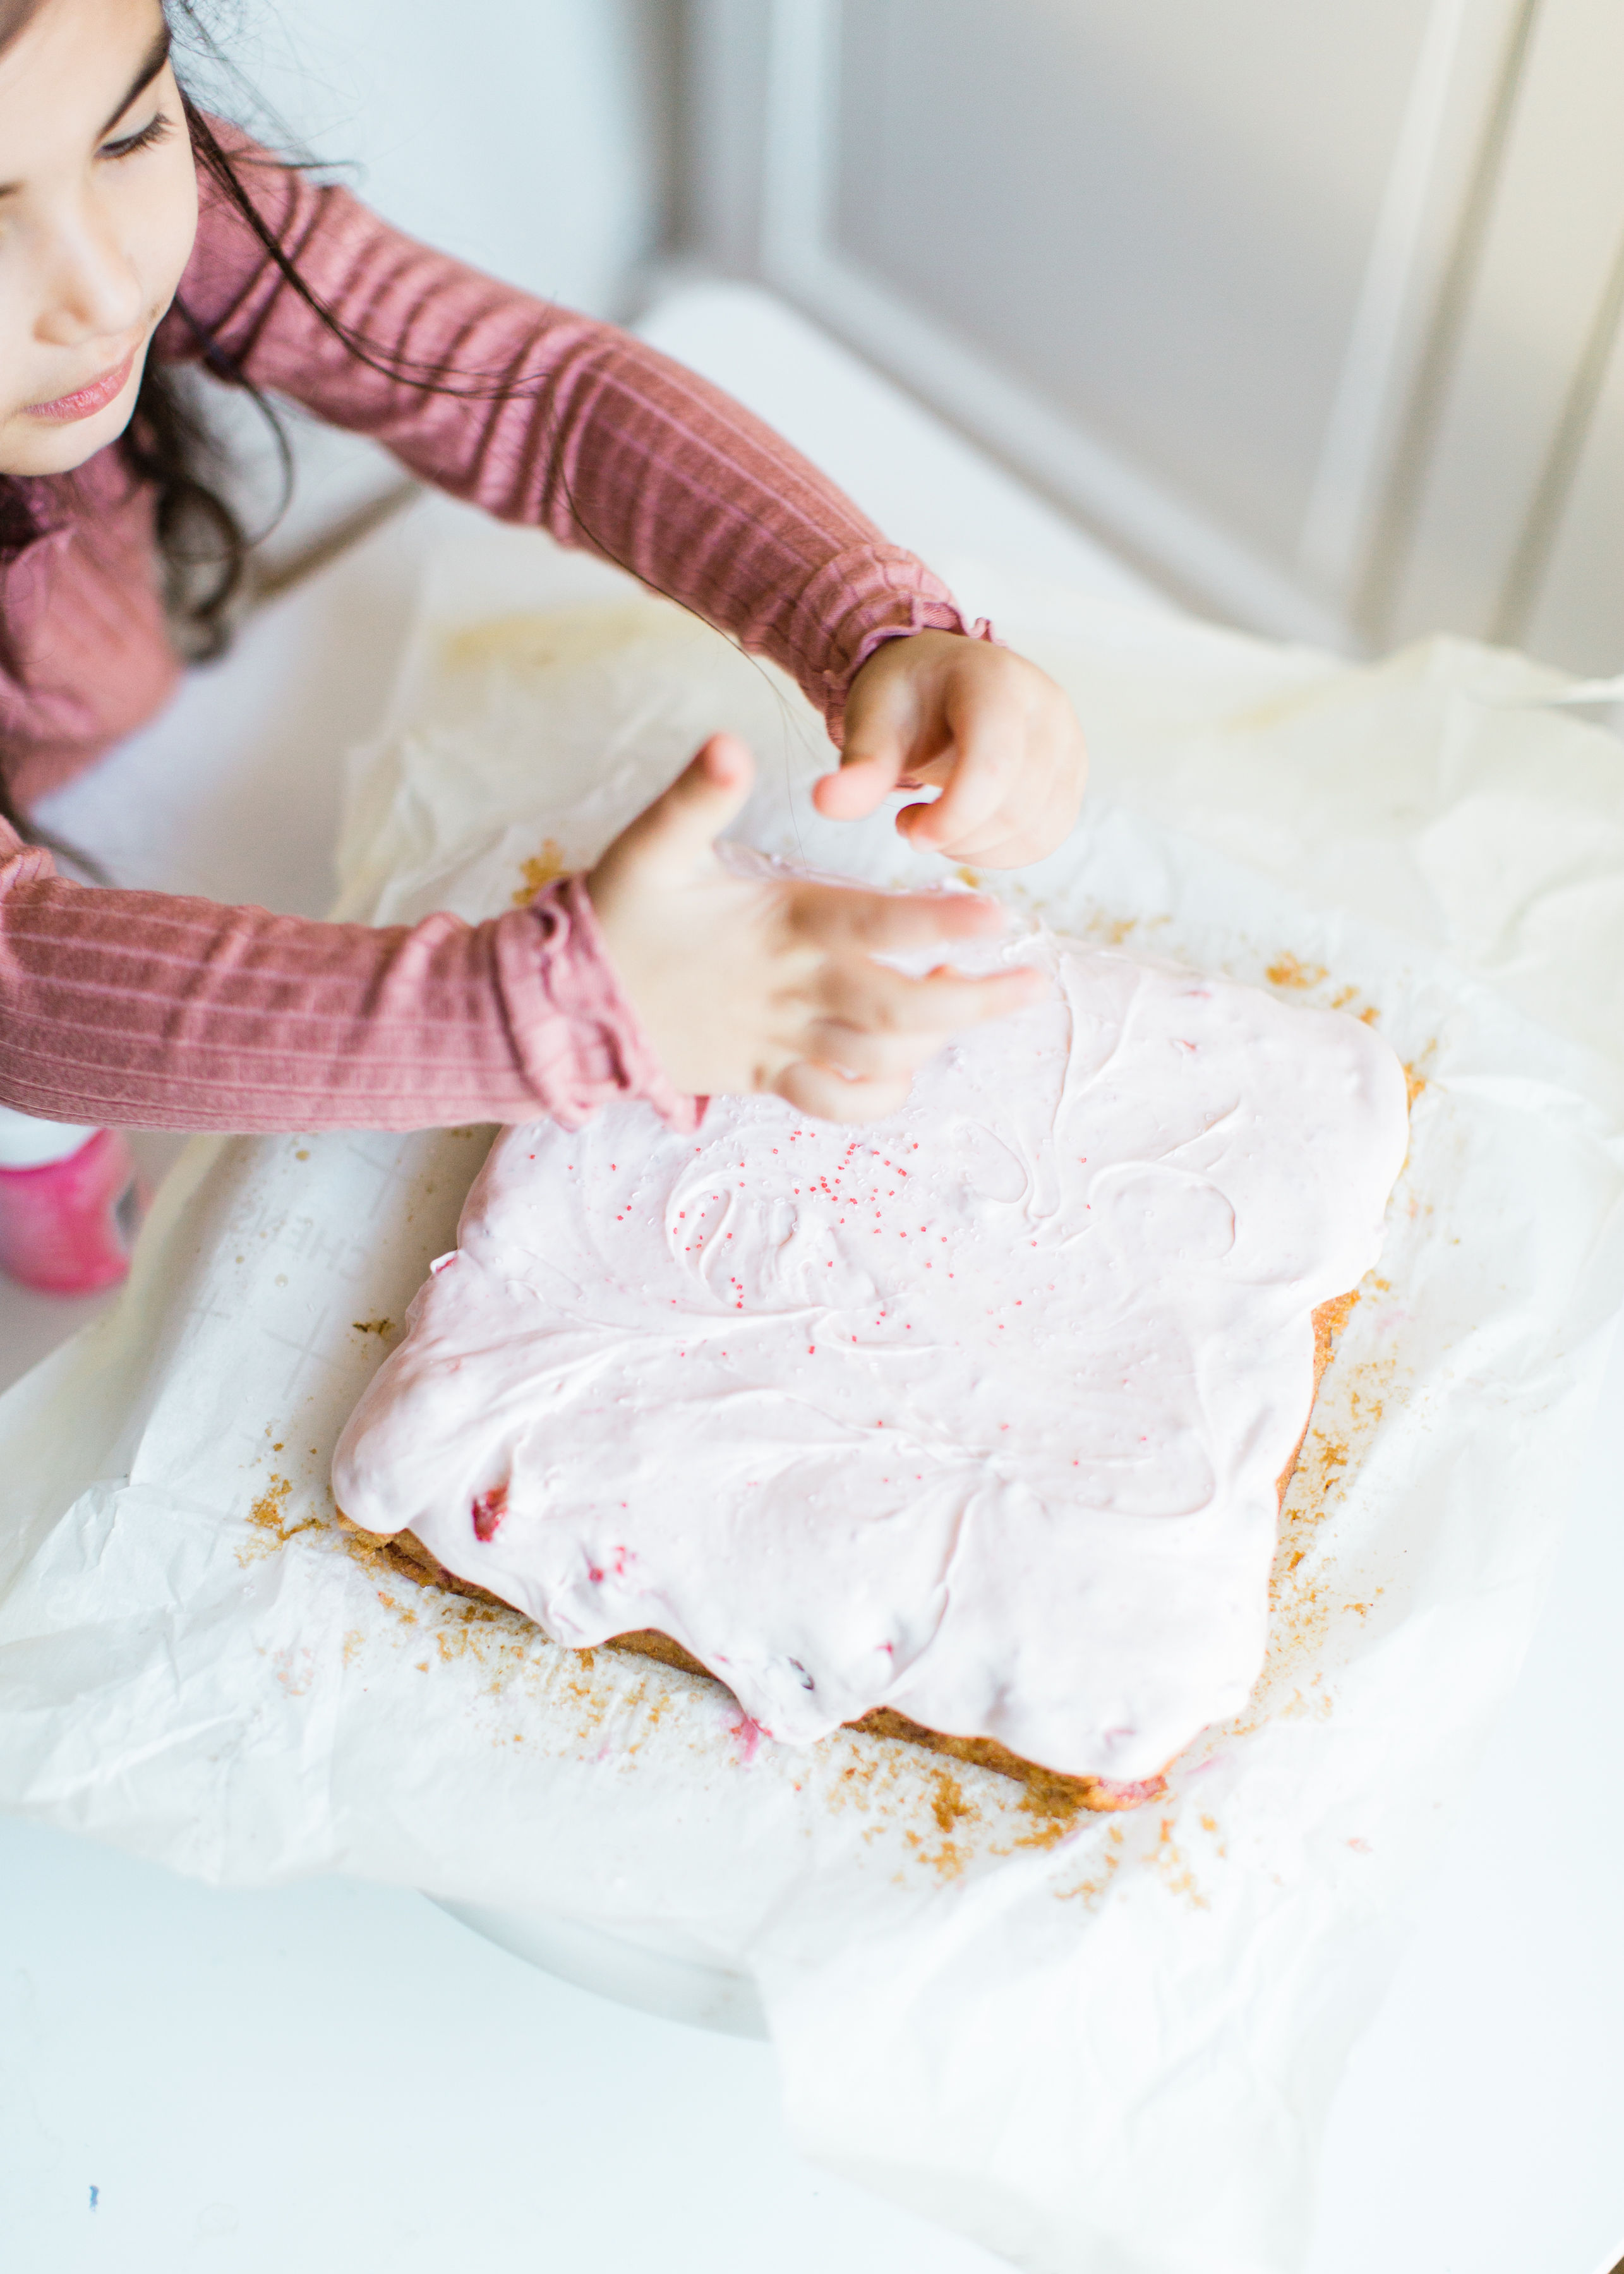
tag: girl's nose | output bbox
[34,203,147,348]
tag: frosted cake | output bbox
[334,932,1408,1805]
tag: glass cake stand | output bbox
[433,1898,769,2038]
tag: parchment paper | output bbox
[3,525,1621,2274]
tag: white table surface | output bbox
[2,280,1620,2274]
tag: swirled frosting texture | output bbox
[334,937,1408,1780]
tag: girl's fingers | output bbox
[810,748,905,821]
[908,818,1055,870]
[900,754,1077,865]
[774,1059,915,1124]
[781,963,1049,1095]
[598,733,755,882]
[896,680,1021,854]
[818,959,1047,1037]
[799,1021,944,1080]
[812,639,1087,872]
[793,881,1007,954]
[811,658,920,820]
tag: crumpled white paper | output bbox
[4,525,1622,2274]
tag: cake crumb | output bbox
[1151,1815,1209,1908]
[1265,953,1326,989]
[512,839,568,904]
[238,1475,320,1563]
[929,1769,972,1832]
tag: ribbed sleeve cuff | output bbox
[785,543,997,743]
[498,872,703,1133]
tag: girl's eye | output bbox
[100,112,174,163]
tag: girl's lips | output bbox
[25,349,137,424]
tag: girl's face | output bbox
[0,0,196,478]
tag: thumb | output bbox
[617,733,755,875]
[814,664,917,821]
[812,714,904,821]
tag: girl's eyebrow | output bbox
[97,23,173,138]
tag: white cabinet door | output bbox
[686,0,1528,646]
[1381,0,1624,671]
[685,0,1621,671]
[1522,310,1624,675]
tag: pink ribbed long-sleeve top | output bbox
[0,133,972,1134]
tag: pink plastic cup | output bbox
[0,1129,145,1294]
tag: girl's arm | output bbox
[0,845,694,1133]
[0,741,1034,1134]
[164,128,970,745]
[0,129,1057,1140]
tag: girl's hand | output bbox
[588,734,1044,1122]
[817,630,1086,867]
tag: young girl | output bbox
[0,0,1086,1292]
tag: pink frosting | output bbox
[333,935,1409,1780]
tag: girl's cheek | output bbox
[0,136,198,476]
[133,131,200,313]
[0,273,31,388]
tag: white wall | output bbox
[169,1,682,557]
[181,0,681,320]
